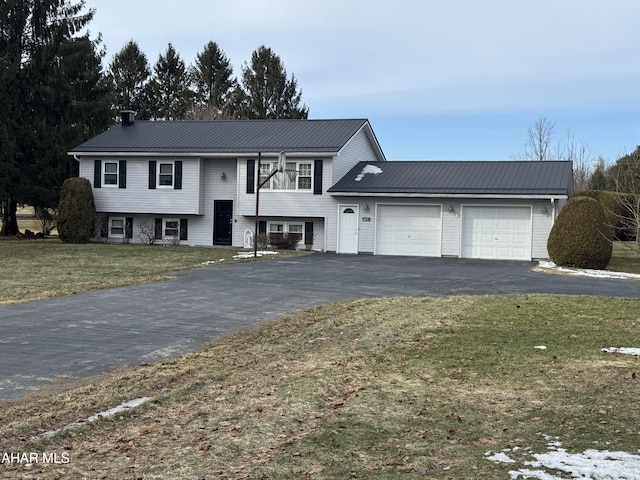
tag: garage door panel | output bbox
[462,206,531,260]
[376,205,441,257]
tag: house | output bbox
[70,114,574,260]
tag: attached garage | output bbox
[376,204,441,256]
[461,206,531,260]
[328,160,574,260]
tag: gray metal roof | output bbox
[70,118,382,156]
[328,161,574,196]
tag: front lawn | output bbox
[0,240,304,306]
[1,295,639,478]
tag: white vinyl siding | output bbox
[79,157,201,215]
[332,127,379,183]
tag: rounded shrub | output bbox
[57,177,97,243]
[547,196,612,269]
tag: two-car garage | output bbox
[374,204,532,260]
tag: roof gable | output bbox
[329,161,574,196]
[70,118,384,157]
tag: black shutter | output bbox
[155,217,162,239]
[174,161,182,190]
[180,218,188,240]
[119,160,127,188]
[313,159,323,195]
[305,221,314,241]
[258,220,267,234]
[100,216,108,238]
[125,217,133,239]
[246,159,255,194]
[149,161,157,189]
[94,160,102,188]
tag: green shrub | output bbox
[57,177,97,243]
[547,196,612,269]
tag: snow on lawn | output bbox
[601,347,640,356]
[200,251,279,265]
[537,261,640,280]
[233,250,279,260]
[486,434,640,479]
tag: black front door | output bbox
[213,200,233,245]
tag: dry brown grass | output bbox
[0,240,305,306]
[1,295,639,479]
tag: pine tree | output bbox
[149,43,193,120]
[107,40,152,119]
[191,41,234,116]
[0,0,110,235]
[240,45,308,119]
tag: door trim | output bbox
[213,200,233,245]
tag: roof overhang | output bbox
[336,121,386,161]
[69,151,337,159]
[329,192,569,199]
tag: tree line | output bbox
[0,0,308,236]
[108,40,308,122]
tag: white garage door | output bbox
[376,205,441,256]
[462,206,531,260]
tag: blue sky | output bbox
[87,0,639,164]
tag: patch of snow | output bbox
[537,261,640,280]
[34,397,150,440]
[486,451,516,463]
[601,347,640,356]
[534,345,547,350]
[201,258,226,265]
[486,435,640,480]
[233,251,279,259]
[354,164,383,182]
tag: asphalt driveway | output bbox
[1,253,638,403]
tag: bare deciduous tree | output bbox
[517,118,595,190]
[523,118,556,161]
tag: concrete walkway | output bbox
[1,254,638,403]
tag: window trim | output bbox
[103,161,119,187]
[157,161,175,188]
[259,161,313,191]
[109,216,125,237]
[163,218,180,237]
[267,221,305,244]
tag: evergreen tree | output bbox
[608,147,640,194]
[0,0,110,236]
[149,43,192,120]
[107,40,152,119]
[240,45,308,119]
[191,41,234,116]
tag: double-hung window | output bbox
[164,219,179,237]
[109,217,125,236]
[104,162,118,186]
[159,163,174,187]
